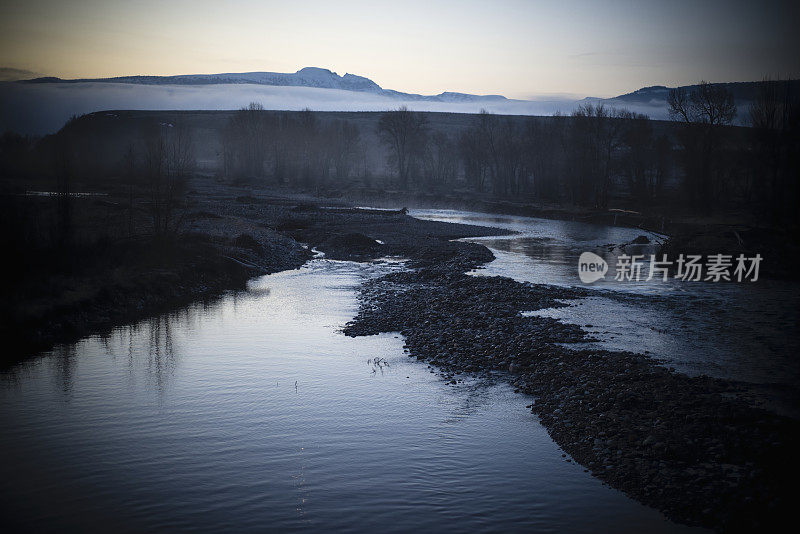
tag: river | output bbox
[0,213,727,532]
[412,209,800,417]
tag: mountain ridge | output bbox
[24,67,793,113]
[6,70,796,134]
[23,66,509,104]
[592,79,799,108]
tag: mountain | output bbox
[608,80,800,105]
[6,67,788,135]
[589,80,800,123]
[24,66,508,104]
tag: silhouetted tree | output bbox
[668,81,736,210]
[459,127,489,193]
[523,118,564,201]
[331,120,361,182]
[144,122,194,235]
[568,104,627,208]
[459,111,527,197]
[222,102,271,178]
[423,132,458,190]
[297,108,320,186]
[668,83,736,126]
[377,106,428,189]
[618,110,654,203]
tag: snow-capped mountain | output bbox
[25,67,508,103]
[6,67,787,134]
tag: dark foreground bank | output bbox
[1,184,506,368]
[342,234,797,532]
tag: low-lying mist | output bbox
[0,82,583,135]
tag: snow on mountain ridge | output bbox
[24,67,506,102]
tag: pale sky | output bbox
[0,0,798,98]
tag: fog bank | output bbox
[0,82,580,135]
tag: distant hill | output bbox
[588,80,800,123]
[24,66,509,104]
[609,80,800,104]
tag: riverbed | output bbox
[411,209,800,417]
[1,254,700,532]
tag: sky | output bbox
[1,0,798,98]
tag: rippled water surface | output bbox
[1,259,699,532]
[411,210,800,414]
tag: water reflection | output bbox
[91,313,184,395]
[50,344,76,397]
[367,356,390,375]
[145,316,177,393]
[0,259,698,532]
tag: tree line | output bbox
[372,80,798,223]
[221,104,362,190]
[374,104,674,209]
[2,78,797,241]
[209,80,798,224]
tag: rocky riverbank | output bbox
[343,237,796,532]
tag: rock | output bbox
[318,232,382,260]
[233,233,262,252]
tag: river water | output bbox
[1,220,715,532]
[412,209,800,416]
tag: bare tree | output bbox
[668,81,736,126]
[523,118,565,201]
[144,122,195,236]
[423,132,458,190]
[618,110,654,203]
[496,118,527,196]
[475,110,502,195]
[568,104,628,208]
[332,120,361,182]
[459,127,489,193]
[667,81,736,210]
[460,110,525,197]
[221,102,270,178]
[168,123,195,180]
[666,86,692,123]
[377,106,428,189]
[297,108,321,186]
